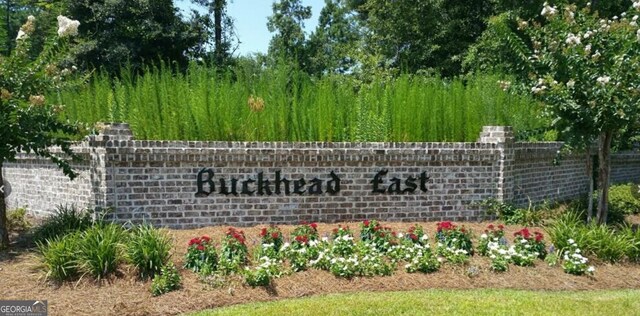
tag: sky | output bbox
[176,0,325,56]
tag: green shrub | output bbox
[38,233,80,281]
[32,205,93,243]
[622,225,640,262]
[545,211,586,251]
[126,225,172,279]
[77,224,126,279]
[582,223,633,263]
[608,183,640,215]
[7,207,31,232]
[151,263,182,296]
[480,199,545,226]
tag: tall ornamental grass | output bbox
[58,63,543,142]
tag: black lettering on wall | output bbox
[371,169,388,193]
[294,178,306,194]
[327,171,341,194]
[196,168,215,197]
[388,177,402,194]
[309,178,323,195]
[275,170,291,194]
[257,172,273,195]
[241,178,256,195]
[404,176,417,193]
[420,171,430,192]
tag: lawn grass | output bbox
[191,289,640,316]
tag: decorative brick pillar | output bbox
[85,123,134,216]
[479,126,515,203]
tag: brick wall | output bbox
[3,124,639,228]
[512,143,590,207]
[4,149,93,216]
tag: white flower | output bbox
[587,266,595,273]
[16,29,27,40]
[584,44,592,54]
[632,21,638,27]
[568,239,575,245]
[541,2,558,18]
[565,33,581,45]
[57,15,80,38]
[637,29,640,42]
[567,80,575,88]
[397,233,404,239]
[27,15,36,22]
[634,1,640,10]
[597,76,611,86]
[481,233,488,239]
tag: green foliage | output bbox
[244,256,281,287]
[66,0,209,75]
[76,224,126,279]
[184,235,218,274]
[306,0,360,75]
[267,0,312,68]
[32,205,93,243]
[0,13,84,248]
[607,183,640,215]
[481,198,547,226]
[544,211,587,252]
[545,210,635,263]
[59,64,542,142]
[126,225,172,279]
[562,240,593,276]
[6,207,30,232]
[37,233,80,281]
[151,263,182,296]
[582,223,632,263]
[622,225,640,262]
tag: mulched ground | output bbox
[2,221,640,316]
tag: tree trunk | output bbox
[5,0,11,56]
[0,162,9,249]
[214,0,224,66]
[596,130,613,225]
[586,149,594,222]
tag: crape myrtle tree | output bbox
[516,2,640,223]
[0,15,83,249]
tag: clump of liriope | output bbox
[126,225,172,279]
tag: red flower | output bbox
[380,232,386,238]
[534,231,544,242]
[310,223,318,230]
[408,226,416,233]
[487,224,495,230]
[363,220,370,227]
[197,244,205,251]
[201,235,211,243]
[392,231,398,237]
[515,228,531,239]
[260,228,268,237]
[271,232,280,239]
[295,235,308,244]
[437,221,455,232]
[498,224,504,230]
[332,228,339,234]
[409,234,418,241]
[373,226,380,232]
